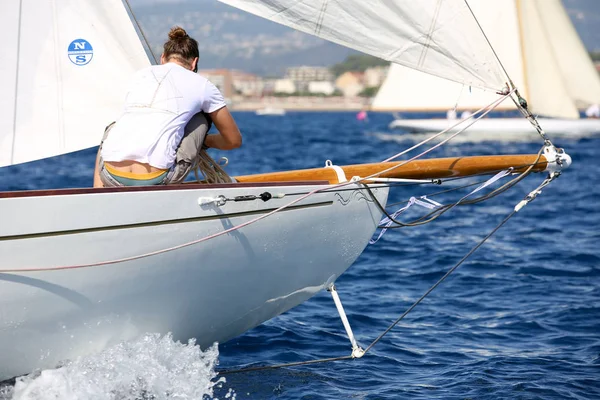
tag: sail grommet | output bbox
[324,160,347,183]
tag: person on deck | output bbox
[446,108,457,120]
[585,104,599,119]
[93,26,241,187]
[460,110,473,120]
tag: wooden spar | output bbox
[235,154,547,184]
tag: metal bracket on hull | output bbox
[327,284,365,358]
[198,195,227,207]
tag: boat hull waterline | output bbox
[0,182,388,380]
[389,118,600,137]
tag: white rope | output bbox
[370,169,513,244]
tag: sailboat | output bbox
[374,0,600,137]
[255,106,287,116]
[0,0,571,381]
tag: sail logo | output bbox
[67,39,93,66]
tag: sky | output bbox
[130,0,600,52]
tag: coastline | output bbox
[229,96,370,111]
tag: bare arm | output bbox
[204,106,242,150]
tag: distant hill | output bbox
[130,0,354,75]
[130,0,600,75]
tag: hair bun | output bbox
[168,26,188,40]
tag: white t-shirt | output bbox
[101,62,226,169]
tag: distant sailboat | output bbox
[374,0,600,136]
[255,106,286,116]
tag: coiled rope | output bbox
[193,150,233,184]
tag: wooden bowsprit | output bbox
[235,153,558,184]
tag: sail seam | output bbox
[123,0,158,64]
[53,0,66,152]
[10,0,24,165]
[314,0,329,36]
[418,0,443,68]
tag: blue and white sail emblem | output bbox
[67,39,94,66]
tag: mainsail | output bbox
[372,0,600,119]
[217,0,510,92]
[0,0,150,167]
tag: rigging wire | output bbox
[123,0,158,64]
[463,0,512,86]
[463,0,552,144]
[218,171,560,375]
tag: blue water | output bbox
[1,112,599,399]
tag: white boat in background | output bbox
[0,0,571,381]
[374,0,600,136]
[256,106,286,116]
[389,117,600,137]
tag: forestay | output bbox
[0,0,150,167]
[217,0,508,92]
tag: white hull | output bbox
[0,182,388,380]
[256,107,286,116]
[389,118,600,137]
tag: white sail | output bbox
[373,0,524,112]
[217,0,508,92]
[518,0,579,119]
[373,0,600,119]
[0,0,150,167]
[533,0,600,108]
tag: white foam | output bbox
[0,333,234,400]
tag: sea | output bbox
[0,111,598,399]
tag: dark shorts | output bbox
[98,112,212,187]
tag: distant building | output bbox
[198,69,233,98]
[363,66,389,88]
[285,66,333,82]
[308,81,335,95]
[335,71,364,97]
[231,70,264,97]
[261,79,278,95]
[274,79,296,94]
[595,61,600,75]
[285,66,333,92]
